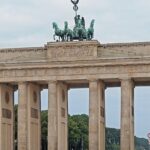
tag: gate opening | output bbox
[68,88,89,150]
[105,87,121,149]
[14,90,18,150]
[41,89,48,150]
[134,86,150,150]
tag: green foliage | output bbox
[106,128,120,150]
[105,127,149,150]
[68,114,88,150]
[135,137,149,150]
[14,107,149,150]
[41,110,48,140]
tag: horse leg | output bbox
[70,35,72,41]
[92,33,94,39]
[67,35,69,41]
[53,34,55,40]
[65,35,67,41]
[62,36,64,42]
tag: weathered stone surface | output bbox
[0,84,14,150]
[48,81,58,150]
[89,80,105,150]
[18,83,41,150]
[0,41,150,85]
[121,79,134,150]
[1,40,150,150]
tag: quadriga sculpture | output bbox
[52,0,95,42]
[52,18,95,42]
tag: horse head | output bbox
[90,19,95,28]
[52,22,58,29]
[64,21,68,29]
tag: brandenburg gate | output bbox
[0,40,150,150]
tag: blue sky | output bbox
[1,0,150,139]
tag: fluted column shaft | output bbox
[89,80,105,150]
[48,81,58,150]
[18,82,28,150]
[121,79,134,150]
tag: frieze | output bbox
[0,65,142,78]
[50,46,94,58]
[0,64,150,81]
[46,41,99,60]
[1,41,150,83]
[47,46,97,60]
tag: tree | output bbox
[14,107,149,150]
[68,114,88,150]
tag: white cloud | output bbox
[0,0,150,138]
[0,0,150,47]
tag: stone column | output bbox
[48,81,68,150]
[18,82,41,150]
[18,82,28,150]
[0,84,14,150]
[121,79,134,150]
[57,82,68,150]
[98,81,105,150]
[89,80,105,150]
[48,81,58,150]
[27,83,41,150]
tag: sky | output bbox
[1,0,150,47]
[1,0,150,139]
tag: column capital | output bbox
[48,80,58,84]
[120,78,135,87]
[88,79,105,86]
[120,77,133,81]
[18,81,28,85]
[88,78,101,82]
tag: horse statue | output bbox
[64,21,74,41]
[52,18,95,41]
[52,22,65,41]
[87,19,95,40]
[73,15,87,40]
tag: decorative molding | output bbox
[31,108,38,119]
[0,47,45,53]
[49,46,94,58]
[0,47,46,63]
[1,41,150,84]
[2,108,11,119]
[61,107,65,118]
